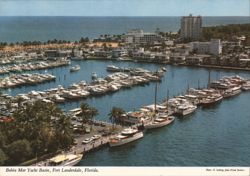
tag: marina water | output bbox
[2,60,250,166]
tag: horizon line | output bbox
[0,15,249,17]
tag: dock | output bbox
[10,69,164,104]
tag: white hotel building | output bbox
[190,39,222,56]
[125,29,163,44]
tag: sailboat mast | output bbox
[208,69,211,88]
[154,82,157,114]
[167,89,169,101]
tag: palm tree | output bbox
[5,101,12,112]
[108,107,125,129]
[80,103,90,123]
[80,103,99,130]
[55,114,73,149]
[88,107,99,130]
[15,97,24,108]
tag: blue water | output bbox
[1,16,250,166]
[0,16,249,43]
[2,60,250,166]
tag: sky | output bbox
[0,0,249,16]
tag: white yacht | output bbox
[53,94,65,103]
[242,81,250,91]
[39,153,83,166]
[223,86,241,98]
[144,114,175,129]
[70,65,80,72]
[107,65,120,72]
[62,90,79,99]
[176,104,197,116]
[109,128,143,147]
[199,94,223,106]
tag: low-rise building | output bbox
[73,49,83,57]
[44,50,58,57]
[93,50,111,58]
[169,54,186,64]
[239,58,250,68]
[154,53,169,62]
[125,29,164,44]
[190,39,222,56]
[174,44,191,55]
[186,54,211,65]
[132,51,155,60]
[111,49,127,58]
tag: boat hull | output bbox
[200,96,223,106]
[63,155,83,166]
[242,86,250,91]
[176,106,197,116]
[223,89,241,98]
[144,118,175,129]
[109,132,143,147]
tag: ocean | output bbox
[0,16,249,43]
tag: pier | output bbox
[10,68,164,104]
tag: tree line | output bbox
[202,23,250,45]
[0,100,73,165]
[0,97,126,166]
[0,37,91,48]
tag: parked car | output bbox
[73,139,78,145]
[91,134,101,140]
[82,138,93,144]
[85,127,91,133]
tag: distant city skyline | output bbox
[0,0,249,16]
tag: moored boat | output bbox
[109,128,143,147]
[175,104,197,116]
[242,81,250,91]
[199,94,223,106]
[107,65,120,72]
[38,153,83,166]
[70,65,80,72]
[222,86,242,98]
[144,115,175,129]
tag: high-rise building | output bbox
[180,14,202,41]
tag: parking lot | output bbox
[70,120,123,154]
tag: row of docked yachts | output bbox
[14,71,163,103]
[0,73,56,89]
[168,75,249,114]
[107,65,166,79]
[109,116,175,147]
[0,59,70,74]
[109,75,250,147]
